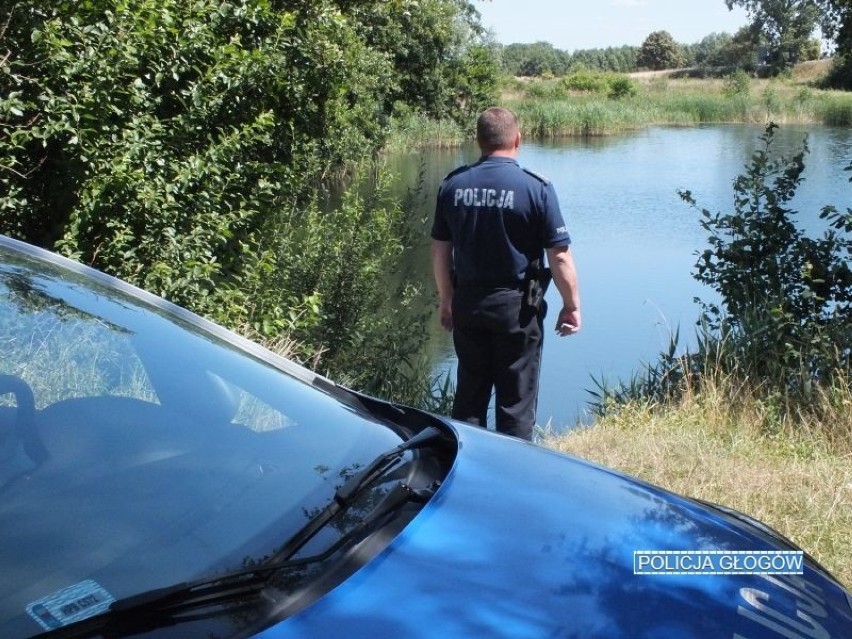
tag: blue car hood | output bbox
[258,422,852,639]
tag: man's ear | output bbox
[514,131,521,150]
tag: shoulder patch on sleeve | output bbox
[522,167,551,185]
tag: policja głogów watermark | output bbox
[634,550,804,576]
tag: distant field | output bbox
[627,58,833,83]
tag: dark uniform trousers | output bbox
[451,285,544,441]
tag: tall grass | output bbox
[590,323,852,446]
[817,93,852,126]
[387,67,852,149]
[385,113,466,151]
[663,93,753,123]
[504,74,852,137]
[388,64,852,147]
[515,98,655,137]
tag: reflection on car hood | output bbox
[258,421,852,639]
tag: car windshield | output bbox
[0,240,407,636]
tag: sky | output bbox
[474,0,751,52]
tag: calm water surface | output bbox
[391,124,852,430]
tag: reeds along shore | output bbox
[508,78,852,138]
[389,62,852,148]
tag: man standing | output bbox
[430,106,581,441]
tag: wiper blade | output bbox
[268,425,444,565]
[32,427,445,638]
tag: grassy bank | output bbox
[387,62,852,146]
[494,60,852,138]
[508,79,852,138]
[543,381,852,586]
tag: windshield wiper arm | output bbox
[32,426,446,638]
[267,425,444,565]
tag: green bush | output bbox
[562,71,611,94]
[1,0,392,311]
[560,71,637,100]
[723,69,752,98]
[683,124,852,403]
[524,80,567,100]
[607,76,638,99]
[594,124,852,424]
[824,55,852,91]
[0,0,499,408]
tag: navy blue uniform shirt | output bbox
[431,156,571,286]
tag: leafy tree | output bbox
[816,0,852,87]
[637,30,685,70]
[498,42,639,76]
[342,0,498,121]
[599,125,852,415]
[0,0,495,292]
[593,125,852,415]
[724,0,821,73]
[689,32,735,66]
[0,0,496,403]
[570,46,639,73]
[726,0,849,86]
[817,0,852,51]
[1,0,391,305]
[716,25,766,70]
[500,42,570,76]
[799,37,823,60]
[454,41,501,118]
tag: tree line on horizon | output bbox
[497,31,820,78]
[495,0,852,87]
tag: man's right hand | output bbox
[546,246,581,338]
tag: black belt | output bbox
[455,281,525,290]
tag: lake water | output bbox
[390,124,852,430]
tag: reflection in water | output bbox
[390,124,852,429]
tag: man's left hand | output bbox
[555,306,580,336]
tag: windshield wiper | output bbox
[268,425,444,564]
[32,426,447,638]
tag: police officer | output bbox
[430,106,581,441]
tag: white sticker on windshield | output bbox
[26,580,115,630]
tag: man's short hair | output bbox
[477,107,519,154]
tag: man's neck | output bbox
[485,149,517,159]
